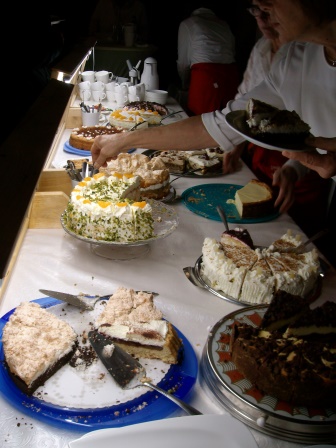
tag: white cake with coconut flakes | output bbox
[64,172,154,242]
[201,230,320,304]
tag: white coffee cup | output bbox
[81,71,96,83]
[91,81,105,91]
[105,81,116,91]
[106,90,116,102]
[79,89,91,101]
[115,83,129,95]
[128,83,145,101]
[115,91,129,107]
[78,80,91,91]
[81,110,101,126]
[95,70,113,84]
[92,90,107,102]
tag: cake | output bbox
[69,125,125,151]
[109,101,168,129]
[230,298,336,407]
[201,229,320,304]
[2,302,78,396]
[234,179,275,218]
[220,227,254,249]
[152,148,223,175]
[95,287,182,364]
[63,172,155,242]
[100,153,171,200]
[245,98,311,144]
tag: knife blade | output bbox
[39,289,102,310]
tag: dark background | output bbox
[49,0,257,91]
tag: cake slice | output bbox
[2,302,78,396]
[187,154,222,174]
[220,227,254,249]
[284,301,336,337]
[239,254,275,304]
[95,287,182,364]
[234,179,275,219]
[260,289,312,331]
[268,229,303,252]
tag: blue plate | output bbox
[182,183,279,224]
[0,298,198,431]
[64,141,137,157]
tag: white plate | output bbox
[68,414,258,448]
[225,110,312,152]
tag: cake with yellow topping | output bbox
[109,102,166,129]
[63,172,154,242]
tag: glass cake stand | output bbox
[60,200,179,260]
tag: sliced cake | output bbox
[220,227,254,249]
[234,179,275,219]
[2,302,78,396]
[95,287,182,364]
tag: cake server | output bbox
[88,330,202,416]
[39,289,159,310]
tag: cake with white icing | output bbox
[2,302,77,395]
[201,229,320,304]
[95,287,182,364]
[100,153,170,200]
[109,101,168,129]
[63,172,154,242]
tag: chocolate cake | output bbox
[230,297,336,407]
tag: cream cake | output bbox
[234,179,275,218]
[230,297,336,407]
[2,302,77,396]
[152,148,223,174]
[109,101,168,129]
[201,229,320,304]
[69,125,125,151]
[95,287,182,364]
[63,172,155,242]
[100,153,170,200]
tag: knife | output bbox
[39,289,159,310]
[88,330,202,415]
[39,289,103,310]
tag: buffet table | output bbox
[1,101,335,447]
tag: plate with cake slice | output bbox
[225,99,313,152]
[200,300,336,444]
[0,295,198,431]
[181,183,279,223]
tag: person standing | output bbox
[177,5,240,115]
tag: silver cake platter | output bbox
[61,200,179,260]
[200,306,336,444]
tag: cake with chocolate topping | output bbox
[2,302,78,396]
[69,125,125,151]
[230,298,336,407]
[95,287,182,364]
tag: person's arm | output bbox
[92,116,218,168]
[282,136,336,179]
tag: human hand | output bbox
[272,165,298,213]
[282,136,336,179]
[91,132,131,168]
[222,143,244,174]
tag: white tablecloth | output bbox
[1,134,335,447]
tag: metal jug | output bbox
[140,57,159,91]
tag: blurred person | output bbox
[222,3,332,240]
[89,0,149,44]
[176,4,240,115]
[91,0,336,263]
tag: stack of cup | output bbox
[114,82,130,107]
[78,81,92,101]
[91,81,106,102]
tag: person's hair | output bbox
[295,0,336,24]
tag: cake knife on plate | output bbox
[39,289,159,310]
[88,329,202,416]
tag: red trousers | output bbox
[187,62,240,115]
[247,143,331,236]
